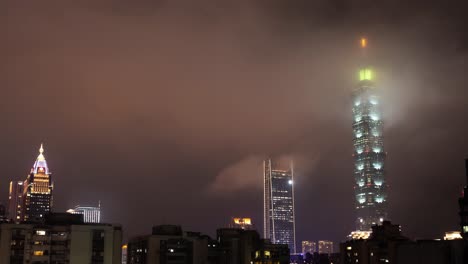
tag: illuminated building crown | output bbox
[31,143,50,174]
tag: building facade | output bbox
[127,225,222,264]
[263,159,296,253]
[127,226,290,264]
[301,241,317,254]
[459,159,468,239]
[318,240,333,255]
[0,213,122,264]
[22,144,54,222]
[8,181,24,222]
[67,203,101,223]
[352,38,388,231]
[0,204,6,222]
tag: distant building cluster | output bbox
[340,221,466,264]
[126,225,289,264]
[301,240,317,254]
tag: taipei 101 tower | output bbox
[351,38,388,232]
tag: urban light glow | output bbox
[361,38,367,48]
[443,231,462,240]
[359,68,373,81]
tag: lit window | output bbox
[33,251,44,256]
[36,230,46,236]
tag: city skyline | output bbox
[2,0,468,247]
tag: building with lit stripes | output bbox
[263,159,296,253]
[352,38,388,231]
[67,203,101,223]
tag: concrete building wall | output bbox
[70,226,93,264]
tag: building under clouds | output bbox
[352,38,388,231]
[263,158,296,253]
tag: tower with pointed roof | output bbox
[352,38,388,231]
[22,144,54,222]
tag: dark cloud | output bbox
[1,0,467,244]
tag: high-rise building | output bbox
[263,159,296,253]
[352,38,388,231]
[67,203,101,223]
[318,240,333,255]
[459,159,468,239]
[301,240,316,254]
[22,144,54,222]
[8,181,24,222]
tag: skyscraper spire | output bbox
[31,143,49,174]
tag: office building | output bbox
[459,159,468,239]
[352,38,388,231]
[22,144,54,222]
[0,213,122,264]
[263,158,296,253]
[318,240,333,255]
[301,240,316,254]
[8,181,24,222]
[67,203,101,223]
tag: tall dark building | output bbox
[459,159,468,239]
[352,38,388,231]
[8,181,24,222]
[0,204,6,222]
[263,159,296,253]
[22,144,53,222]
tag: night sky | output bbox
[2,0,468,245]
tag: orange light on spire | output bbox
[361,38,367,48]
